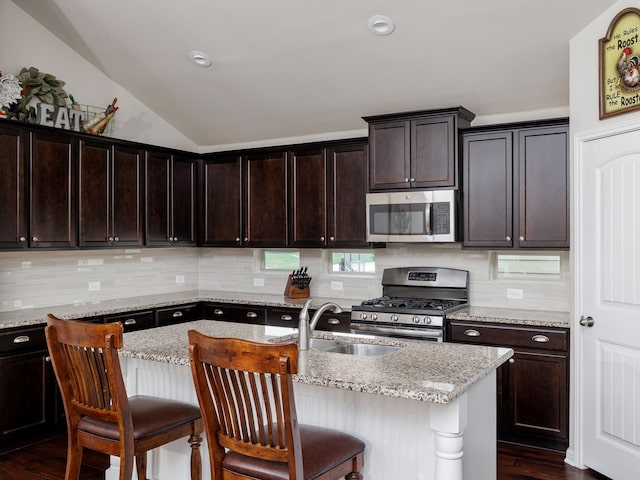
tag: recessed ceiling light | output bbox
[188,50,212,67]
[367,15,395,36]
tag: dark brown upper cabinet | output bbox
[145,151,196,246]
[461,119,569,249]
[243,151,288,247]
[364,107,474,191]
[199,155,243,247]
[29,130,78,248]
[326,141,369,247]
[289,146,327,247]
[79,140,144,247]
[0,124,28,249]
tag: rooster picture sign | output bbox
[600,8,640,119]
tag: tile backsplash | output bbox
[0,245,570,312]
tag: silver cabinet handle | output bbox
[114,236,119,242]
[280,314,293,321]
[329,236,335,242]
[124,319,137,325]
[172,311,183,318]
[213,309,224,315]
[19,236,26,242]
[108,236,114,241]
[509,358,515,364]
[404,178,409,182]
[410,177,415,182]
[320,236,325,241]
[580,315,594,327]
[32,236,39,242]
[464,329,480,337]
[246,312,258,318]
[244,237,249,242]
[235,237,240,242]
[519,236,525,241]
[45,356,51,362]
[13,335,30,344]
[532,334,550,343]
[506,236,511,241]
[327,317,340,325]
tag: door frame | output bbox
[571,117,640,470]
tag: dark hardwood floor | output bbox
[0,435,611,480]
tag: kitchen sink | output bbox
[323,343,400,356]
[308,338,342,350]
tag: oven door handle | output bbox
[350,323,443,340]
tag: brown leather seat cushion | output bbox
[222,424,365,480]
[78,395,201,441]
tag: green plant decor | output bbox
[7,66,69,122]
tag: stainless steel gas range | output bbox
[350,267,469,342]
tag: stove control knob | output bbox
[360,313,368,320]
[391,314,399,322]
[413,316,421,324]
[371,313,378,321]
[425,316,432,325]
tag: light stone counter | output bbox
[447,306,570,328]
[120,319,512,405]
[0,290,360,330]
[111,319,512,480]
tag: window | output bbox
[331,252,375,273]
[494,254,561,280]
[263,251,300,270]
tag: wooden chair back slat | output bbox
[189,331,302,473]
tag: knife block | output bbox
[283,275,310,299]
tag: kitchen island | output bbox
[111,319,512,480]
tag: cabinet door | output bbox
[112,145,144,246]
[462,131,513,247]
[200,156,242,246]
[171,157,196,245]
[411,115,456,188]
[79,139,111,247]
[145,150,171,245]
[244,152,288,247]
[327,142,369,247]
[29,130,77,248]
[500,350,569,449]
[368,120,410,190]
[289,147,327,247]
[0,124,28,249]
[518,126,569,248]
[205,303,266,324]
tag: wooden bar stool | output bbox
[45,314,203,480]
[188,330,365,480]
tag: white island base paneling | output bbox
[107,357,496,480]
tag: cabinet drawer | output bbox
[448,321,568,351]
[266,308,298,327]
[105,310,155,332]
[155,304,202,327]
[0,326,47,355]
[315,311,352,333]
[205,303,266,324]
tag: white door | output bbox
[576,123,640,479]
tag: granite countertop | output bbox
[447,306,570,328]
[120,319,513,405]
[0,290,361,330]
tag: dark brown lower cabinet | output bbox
[0,326,63,452]
[205,303,267,324]
[448,320,569,451]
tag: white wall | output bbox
[1,0,198,152]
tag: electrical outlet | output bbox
[331,281,344,291]
[88,281,101,292]
[507,288,523,299]
[175,275,185,284]
[253,278,265,287]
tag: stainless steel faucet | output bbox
[298,298,343,350]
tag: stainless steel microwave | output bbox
[366,190,456,243]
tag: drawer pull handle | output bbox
[464,329,480,337]
[213,309,224,315]
[172,311,183,318]
[13,335,30,344]
[124,319,137,325]
[246,312,258,318]
[328,318,340,325]
[532,334,550,343]
[280,314,293,321]
[45,356,51,362]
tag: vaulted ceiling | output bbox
[11,0,617,147]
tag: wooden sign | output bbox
[600,8,640,119]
